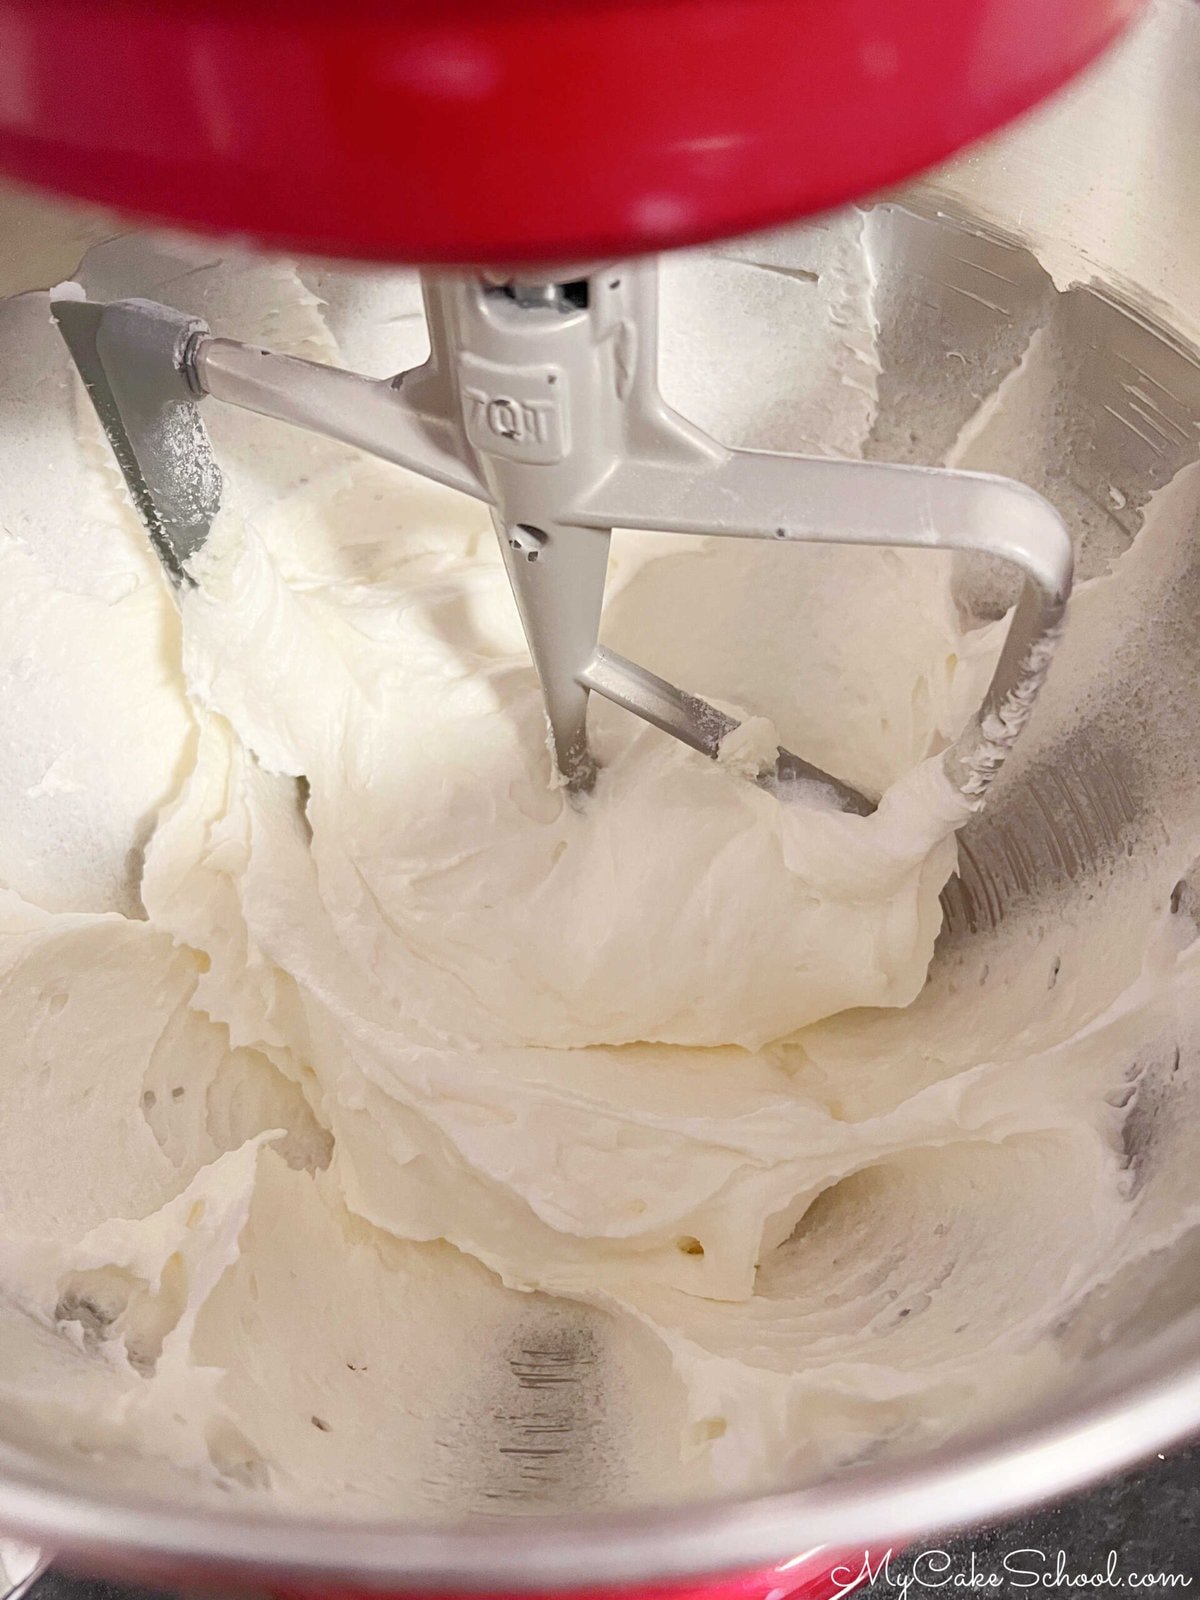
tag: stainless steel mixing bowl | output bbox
[0,0,1198,1588]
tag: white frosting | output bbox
[0,221,1196,1521]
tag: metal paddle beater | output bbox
[52,260,1072,810]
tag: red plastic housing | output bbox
[269,1549,878,1600]
[0,0,1142,264]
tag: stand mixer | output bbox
[0,0,1139,818]
[6,2,1200,1597]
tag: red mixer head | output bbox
[0,0,1143,264]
